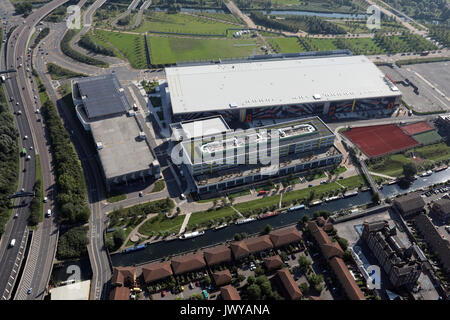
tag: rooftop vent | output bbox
[139,132,146,139]
[313,94,321,100]
[229,102,238,108]
[96,142,103,150]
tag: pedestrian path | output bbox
[369,171,396,180]
[179,212,192,234]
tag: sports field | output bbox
[343,124,419,158]
[412,130,443,145]
[401,121,434,135]
[148,36,262,65]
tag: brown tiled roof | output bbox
[111,267,136,286]
[321,242,344,259]
[317,216,326,226]
[212,270,232,286]
[394,192,425,214]
[329,257,365,300]
[171,253,206,275]
[220,285,241,300]
[244,235,274,254]
[276,268,302,300]
[308,221,330,246]
[203,245,232,266]
[230,241,250,259]
[264,255,283,270]
[323,221,334,232]
[109,286,130,300]
[141,261,173,283]
[269,227,302,247]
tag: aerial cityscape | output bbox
[0,0,449,306]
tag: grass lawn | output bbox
[151,180,165,193]
[134,12,240,35]
[330,166,347,175]
[138,214,184,235]
[107,193,126,203]
[268,37,306,53]
[338,175,368,189]
[282,182,342,204]
[228,189,251,199]
[187,207,238,230]
[303,38,337,51]
[415,142,450,162]
[190,12,243,25]
[148,36,262,65]
[90,29,126,60]
[234,195,280,214]
[93,29,148,69]
[368,154,412,177]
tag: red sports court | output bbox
[343,124,419,158]
[400,121,434,136]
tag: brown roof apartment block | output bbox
[394,192,425,217]
[212,270,233,286]
[244,235,274,254]
[269,227,302,247]
[264,255,283,271]
[109,286,130,300]
[329,257,365,300]
[203,245,232,266]
[111,267,136,287]
[321,242,344,259]
[141,261,173,283]
[276,268,302,300]
[308,221,331,246]
[171,253,206,275]
[230,241,250,259]
[220,285,241,300]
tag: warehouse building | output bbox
[173,116,342,194]
[72,74,160,191]
[163,54,402,124]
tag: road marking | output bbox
[5,289,9,293]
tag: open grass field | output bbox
[282,182,342,204]
[368,154,412,177]
[338,175,367,189]
[187,207,239,230]
[134,12,239,35]
[93,29,148,69]
[303,37,338,51]
[268,37,306,53]
[138,214,184,236]
[234,195,281,214]
[415,142,450,162]
[188,12,244,25]
[148,36,262,65]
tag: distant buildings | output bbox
[361,220,422,287]
[393,192,425,218]
[413,214,450,273]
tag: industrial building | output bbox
[361,220,422,288]
[163,54,402,123]
[72,74,160,191]
[173,116,342,194]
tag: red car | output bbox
[161,290,166,297]
[258,190,267,196]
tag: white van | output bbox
[10,239,16,247]
[46,209,51,217]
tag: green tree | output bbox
[263,224,272,234]
[113,229,126,249]
[247,275,256,285]
[403,162,417,178]
[298,256,312,272]
[247,284,261,300]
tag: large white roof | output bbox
[166,55,401,115]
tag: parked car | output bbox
[258,190,267,196]
[202,290,209,299]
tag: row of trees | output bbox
[250,12,297,33]
[57,226,89,260]
[282,15,347,35]
[40,98,90,226]
[60,30,109,68]
[0,81,19,239]
[78,34,116,57]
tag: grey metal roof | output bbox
[77,73,130,119]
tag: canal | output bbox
[111,167,450,267]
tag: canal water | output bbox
[111,167,450,267]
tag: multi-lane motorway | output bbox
[0,0,70,300]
